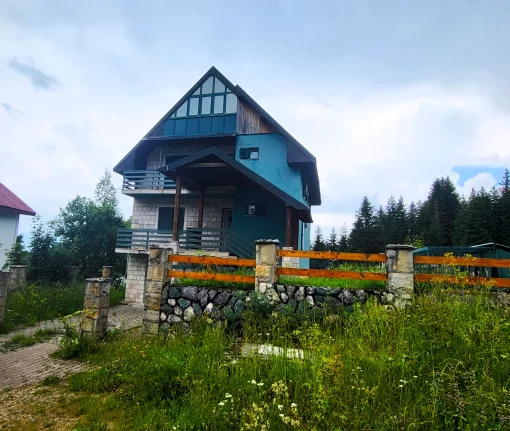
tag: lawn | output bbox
[59,287,510,430]
[0,282,125,333]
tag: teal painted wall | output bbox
[298,220,311,269]
[236,134,307,206]
[231,186,286,246]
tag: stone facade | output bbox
[159,284,377,329]
[8,265,27,290]
[131,196,233,230]
[80,278,111,341]
[126,254,148,303]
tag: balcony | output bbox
[116,228,254,258]
[121,170,176,195]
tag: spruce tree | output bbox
[499,170,510,245]
[339,223,349,251]
[312,226,327,251]
[349,196,382,252]
[327,227,338,252]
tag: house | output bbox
[0,183,36,268]
[114,67,321,303]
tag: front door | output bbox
[221,208,232,251]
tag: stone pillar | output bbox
[81,278,111,341]
[8,265,27,290]
[67,266,79,282]
[142,246,171,335]
[255,240,280,294]
[0,272,10,325]
[385,244,416,308]
[102,266,114,279]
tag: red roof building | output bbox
[0,183,36,216]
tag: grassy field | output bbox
[0,282,125,333]
[57,287,510,430]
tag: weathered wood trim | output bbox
[237,100,277,134]
[168,255,255,267]
[414,255,510,268]
[278,249,387,262]
[276,267,387,281]
[168,270,255,283]
[172,175,182,241]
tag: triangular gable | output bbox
[147,67,238,139]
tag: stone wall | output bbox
[126,254,148,303]
[131,196,233,230]
[159,284,378,329]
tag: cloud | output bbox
[0,102,23,116]
[8,58,58,90]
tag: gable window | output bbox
[172,76,237,119]
[246,204,266,216]
[239,147,259,160]
[158,207,185,231]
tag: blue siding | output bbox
[152,114,237,138]
[231,186,286,246]
[236,134,306,205]
[298,220,311,269]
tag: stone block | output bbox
[142,321,159,335]
[144,292,162,311]
[147,263,165,282]
[146,280,163,295]
[144,309,160,323]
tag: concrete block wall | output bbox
[126,254,148,303]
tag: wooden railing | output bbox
[276,250,387,281]
[168,254,256,284]
[122,170,176,191]
[414,255,510,288]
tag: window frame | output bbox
[156,205,186,232]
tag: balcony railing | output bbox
[122,170,176,192]
[116,228,254,259]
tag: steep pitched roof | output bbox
[0,183,36,216]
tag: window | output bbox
[158,207,185,231]
[239,147,259,160]
[172,76,237,118]
[246,204,266,216]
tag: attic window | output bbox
[239,148,259,160]
[246,204,266,216]
[173,76,237,119]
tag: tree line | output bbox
[312,169,510,253]
[3,171,128,283]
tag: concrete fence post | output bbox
[142,246,171,335]
[385,244,416,308]
[8,265,27,290]
[80,278,111,341]
[0,271,10,325]
[255,240,280,294]
[102,266,115,279]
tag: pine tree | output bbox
[312,226,327,251]
[499,170,510,245]
[453,197,469,245]
[327,227,338,252]
[339,223,349,251]
[500,169,510,194]
[349,196,382,252]
[463,188,492,245]
[406,201,420,245]
[3,235,28,269]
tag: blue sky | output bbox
[1,0,509,239]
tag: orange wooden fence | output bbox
[167,254,255,284]
[277,250,387,281]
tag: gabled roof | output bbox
[0,183,36,216]
[158,147,313,222]
[113,66,321,205]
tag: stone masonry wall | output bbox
[126,254,148,303]
[131,196,233,230]
[159,284,378,328]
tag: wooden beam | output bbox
[169,254,255,267]
[197,187,205,229]
[172,175,181,241]
[285,206,292,247]
[276,267,387,281]
[278,249,388,262]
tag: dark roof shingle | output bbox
[0,183,36,216]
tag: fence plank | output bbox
[414,255,510,268]
[278,249,387,262]
[415,273,510,288]
[169,255,255,267]
[276,267,387,281]
[168,270,255,284]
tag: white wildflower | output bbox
[218,402,225,406]
[225,393,232,398]
[257,382,264,386]
[278,405,284,410]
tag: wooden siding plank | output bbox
[237,100,276,134]
[278,249,387,262]
[168,270,255,283]
[415,273,510,288]
[169,254,255,267]
[415,255,510,268]
[276,267,387,281]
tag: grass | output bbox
[3,328,58,349]
[0,282,126,333]
[60,287,510,430]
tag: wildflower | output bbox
[291,403,297,408]
[225,393,232,398]
[413,375,418,378]
[278,405,284,410]
[218,402,225,406]
[250,379,257,384]
[279,414,284,418]
[398,385,403,388]
[257,382,264,386]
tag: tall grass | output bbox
[67,288,510,430]
[0,282,125,333]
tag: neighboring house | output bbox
[114,67,321,303]
[0,183,36,268]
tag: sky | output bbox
[1,0,510,241]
